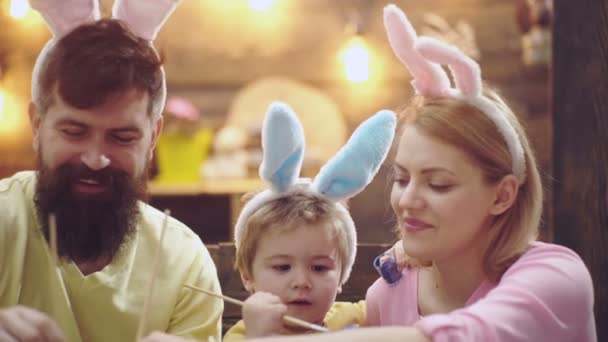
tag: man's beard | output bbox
[34,158,148,263]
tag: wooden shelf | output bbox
[147,178,265,196]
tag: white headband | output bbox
[384,4,526,184]
[30,0,182,117]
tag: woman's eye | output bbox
[393,177,409,187]
[429,184,453,192]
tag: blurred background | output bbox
[0,0,553,243]
[2,0,606,336]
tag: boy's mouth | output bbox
[288,299,312,306]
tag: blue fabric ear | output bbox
[259,102,305,193]
[313,110,396,200]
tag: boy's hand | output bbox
[0,305,65,342]
[243,291,287,338]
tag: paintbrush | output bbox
[135,209,171,341]
[183,283,329,333]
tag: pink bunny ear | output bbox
[383,4,450,96]
[29,0,100,37]
[112,0,181,41]
[416,36,482,97]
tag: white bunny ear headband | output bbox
[234,102,396,285]
[384,4,526,184]
[30,0,181,117]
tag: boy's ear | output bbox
[240,270,255,293]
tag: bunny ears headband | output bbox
[384,4,526,184]
[234,102,396,285]
[30,0,181,117]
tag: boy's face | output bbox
[241,224,343,325]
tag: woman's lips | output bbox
[403,217,433,232]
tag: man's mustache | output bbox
[62,164,126,188]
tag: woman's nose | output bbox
[398,183,426,211]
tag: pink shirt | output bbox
[366,242,596,341]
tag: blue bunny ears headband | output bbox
[234,102,396,285]
[30,0,181,118]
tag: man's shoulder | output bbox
[0,171,36,195]
[0,171,36,220]
[0,171,37,253]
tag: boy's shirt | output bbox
[224,300,366,340]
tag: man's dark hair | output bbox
[37,19,163,115]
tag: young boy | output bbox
[223,102,395,340]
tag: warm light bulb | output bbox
[342,36,370,83]
[10,0,30,19]
[248,0,273,12]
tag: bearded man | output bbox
[0,2,222,341]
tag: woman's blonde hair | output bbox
[235,189,350,280]
[396,86,543,281]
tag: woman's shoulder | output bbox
[514,241,589,269]
[502,240,594,309]
[367,266,418,300]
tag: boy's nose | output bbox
[291,271,312,290]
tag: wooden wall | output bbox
[157,0,552,243]
[0,0,552,243]
[552,0,607,339]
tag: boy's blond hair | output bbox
[235,188,351,283]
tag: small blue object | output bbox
[373,252,402,285]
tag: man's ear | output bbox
[240,270,255,294]
[29,102,41,152]
[489,174,519,215]
[148,115,164,161]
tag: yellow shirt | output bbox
[0,171,223,342]
[223,301,366,341]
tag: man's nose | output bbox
[80,147,111,171]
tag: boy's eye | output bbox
[311,265,329,272]
[272,264,291,272]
